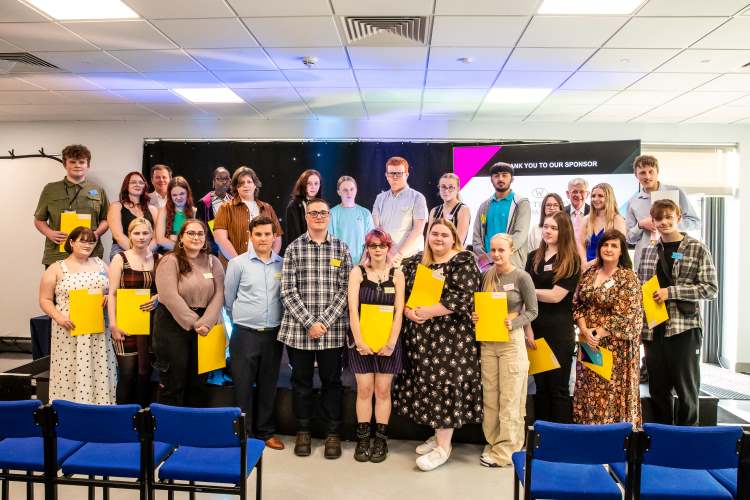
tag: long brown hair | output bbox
[291,169,322,201]
[118,171,150,214]
[537,192,564,227]
[584,182,620,244]
[170,219,211,276]
[165,176,195,234]
[422,219,463,266]
[532,211,580,282]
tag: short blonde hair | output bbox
[337,175,356,190]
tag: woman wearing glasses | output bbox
[153,220,225,406]
[107,171,158,259]
[528,192,564,251]
[426,173,470,244]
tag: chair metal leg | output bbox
[255,456,263,500]
[167,480,174,500]
[188,482,195,500]
[102,477,109,500]
[2,471,8,500]
[26,471,34,500]
[87,476,94,500]
[513,476,519,500]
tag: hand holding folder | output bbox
[527,338,560,375]
[116,289,151,335]
[579,345,614,381]
[197,323,227,374]
[406,264,445,309]
[642,275,669,329]
[360,304,394,352]
[59,212,92,252]
[69,288,105,336]
[474,292,509,342]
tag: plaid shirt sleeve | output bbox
[667,239,718,303]
[280,243,315,329]
[317,241,352,329]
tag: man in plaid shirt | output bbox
[279,198,352,459]
[638,199,718,426]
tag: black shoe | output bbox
[324,434,342,459]
[354,423,371,462]
[294,431,311,457]
[370,424,388,463]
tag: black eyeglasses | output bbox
[306,210,330,218]
[386,171,405,178]
[185,231,206,239]
[366,243,388,249]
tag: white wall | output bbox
[2,118,749,370]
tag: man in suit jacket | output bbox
[564,177,590,235]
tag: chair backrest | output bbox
[532,421,633,464]
[642,423,743,470]
[0,400,42,439]
[150,403,242,448]
[52,400,141,443]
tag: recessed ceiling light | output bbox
[485,88,552,104]
[538,0,644,15]
[173,88,244,104]
[24,0,139,20]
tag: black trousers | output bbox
[286,346,344,435]
[115,353,151,407]
[644,327,702,426]
[153,305,208,406]
[533,336,574,424]
[229,325,283,439]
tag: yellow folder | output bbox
[406,264,445,309]
[197,323,227,374]
[360,304,394,351]
[580,345,614,381]
[59,212,92,252]
[642,275,669,329]
[207,220,215,233]
[527,338,560,375]
[68,288,104,336]
[474,292,509,342]
[116,289,151,335]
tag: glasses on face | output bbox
[439,185,456,192]
[185,231,205,239]
[367,243,387,250]
[129,180,146,186]
[544,203,561,209]
[306,210,329,219]
[386,171,405,178]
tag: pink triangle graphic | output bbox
[453,145,502,188]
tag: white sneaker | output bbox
[416,435,438,455]
[416,446,451,471]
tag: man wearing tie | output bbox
[564,178,590,235]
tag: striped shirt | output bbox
[278,232,352,350]
[213,197,282,266]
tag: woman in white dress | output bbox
[39,226,116,404]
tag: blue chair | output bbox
[512,421,636,500]
[0,400,83,500]
[49,400,173,500]
[149,404,264,500]
[708,430,750,500]
[610,424,745,500]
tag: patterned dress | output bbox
[572,266,643,426]
[393,250,483,429]
[49,258,117,404]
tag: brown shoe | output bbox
[265,436,285,450]
[324,434,342,459]
[294,431,311,457]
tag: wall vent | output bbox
[340,16,431,46]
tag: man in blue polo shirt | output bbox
[472,162,531,270]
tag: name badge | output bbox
[502,283,515,291]
[672,252,684,260]
[383,287,396,294]
[603,279,615,289]
[330,258,341,268]
[274,272,282,280]
[543,264,553,272]
[203,273,213,279]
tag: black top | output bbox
[425,202,466,239]
[656,240,681,288]
[358,265,396,306]
[121,203,154,233]
[526,249,579,331]
[283,197,307,254]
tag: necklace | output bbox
[369,266,389,291]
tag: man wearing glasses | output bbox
[372,156,428,266]
[278,199,352,460]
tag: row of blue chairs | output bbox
[513,421,750,500]
[0,400,265,500]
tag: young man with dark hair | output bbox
[197,166,233,254]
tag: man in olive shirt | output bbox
[34,144,109,266]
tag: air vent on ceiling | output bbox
[742,61,750,69]
[340,16,431,47]
[0,53,60,74]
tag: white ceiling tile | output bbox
[422,88,486,103]
[421,111,474,120]
[435,0,543,15]
[542,90,617,105]
[254,102,315,118]
[360,88,422,102]
[605,17,726,48]
[519,16,628,48]
[561,71,646,90]
[296,87,361,105]
[123,0,235,18]
[524,113,582,122]
[348,47,428,70]
[188,49,275,71]
[581,48,680,72]
[504,48,595,71]
[637,0,749,16]
[605,90,684,106]
[308,102,365,118]
[697,74,750,91]
[657,50,750,73]
[266,47,349,70]
[0,23,96,51]
[0,39,22,52]
[195,103,263,118]
[732,95,750,105]
[54,90,129,103]
[421,100,479,114]
[428,47,511,71]
[664,91,747,107]
[140,103,209,118]
[0,103,160,120]
[578,104,655,122]
[112,89,186,103]
[0,91,66,104]
[16,74,103,91]
[685,105,750,123]
[493,71,571,88]
[109,50,204,72]
[474,104,531,120]
[79,73,166,90]
[152,19,258,49]
[692,18,750,49]
[0,1,49,21]
[355,70,424,87]
[365,102,421,119]
[215,70,292,88]
[63,20,176,50]
[233,87,304,103]
[529,103,595,116]
[431,16,529,47]
[628,72,720,90]
[144,71,221,88]
[33,51,136,72]
[331,0,434,15]
[284,69,355,87]
[425,70,496,88]
[242,17,342,47]
[228,0,332,17]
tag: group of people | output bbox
[34,145,718,472]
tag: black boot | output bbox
[354,423,371,462]
[370,424,388,463]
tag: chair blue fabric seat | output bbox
[61,441,174,477]
[0,437,82,471]
[512,451,622,500]
[611,462,733,499]
[708,469,736,498]
[158,440,265,484]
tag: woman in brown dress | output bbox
[572,229,643,427]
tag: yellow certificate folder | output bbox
[527,338,560,375]
[580,345,614,381]
[69,288,104,336]
[642,275,669,329]
[360,304,394,351]
[198,324,227,374]
[474,292,509,342]
[116,289,151,335]
[60,212,92,252]
[406,264,445,309]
